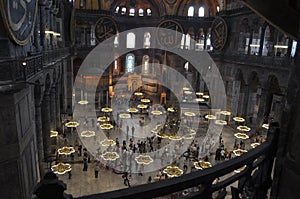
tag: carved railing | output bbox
[0,48,70,82]
[34,123,279,199]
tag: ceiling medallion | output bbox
[94,17,117,43]
[156,20,183,49]
[211,17,228,50]
[0,0,38,45]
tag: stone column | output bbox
[41,93,51,157]
[35,102,45,178]
[55,82,61,130]
[256,87,268,126]
[50,87,57,129]
[39,2,47,50]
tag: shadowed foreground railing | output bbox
[34,123,279,199]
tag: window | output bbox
[180,35,185,49]
[195,29,205,51]
[185,34,191,49]
[126,32,136,48]
[114,60,118,70]
[129,8,135,16]
[114,33,119,48]
[115,6,120,13]
[217,6,220,12]
[126,54,135,73]
[121,7,126,15]
[80,0,86,8]
[184,62,189,71]
[143,32,151,48]
[188,6,194,17]
[199,7,205,17]
[142,55,150,74]
[139,8,144,16]
[291,40,297,57]
[146,9,152,16]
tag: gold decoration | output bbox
[137,104,148,109]
[51,163,72,175]
[57,146,75,155]
[233,117,245,122]
[167,107,175,112]
[50,130,58,138]
[101,152,120,161]
[65,121,79,128]
[101,107,113,113]
[196,98,205,102]
[194,160,212,170]
[134,92,143,96]
[135,155,154,165]
[100,139,116,146]
[184,112,196,117]
[119,113,131,119]
[220,111,231,116]
[234,165,247,173]
[99,123,114,130]
[151,110,163,115]
[81,130,96,137]
[78,100,88,105]
[127,108,139,113]
[97,116,110,122]
[205,115,216,120]
[233,149,248,156]
[141,98,151,103]
[163,166,183,178]
[262,124,269,130]
[237,126,251,132]
[234,133,249,139]
[251,142,260,148]
[215,120,227,125]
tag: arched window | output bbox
[139,8,144,16]
[114,32,119,48]
[126,54,135,73]
[143,32,151,48]
[262,26,270,56]
[121,7,126,15]
[188,6,194,16]
[274,33,289,57]
[115,6,120,13]
[142,55,150,74]
[180,35,185,49]
[129,8,135,16]
[291,40,297,58]
[199,7,205,17]
[126,32,136,48]
[146,9,152,16]
[195,28,205,51]
[185,34,191,49]
[206,29,213,51]
[184,62,189,71]
[250,27,262,55]
[217,6,220,12]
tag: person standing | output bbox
[83,157,88,171]
[94,163,100,178]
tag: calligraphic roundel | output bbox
[0,0,38,45]
[211,17,228,51]
[95,17,118,43]
[156,20,183,49]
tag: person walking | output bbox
[94,163,100,178]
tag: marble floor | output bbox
[54,121,266,198]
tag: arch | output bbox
[142,55,150,74]
[138,8,144,16]
[126,53,135,73]
[188,6,194,16]
[143,32,151,48]
[198,6,205,17]
[126,32,136,48]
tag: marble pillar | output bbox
[35,102,45,178]
[41,93,51,157]
[50,87,57,130]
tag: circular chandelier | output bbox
[215,120,227,125]
[141,98,151,103]
[101,152,120,161]
[237,126,251,132]
[196,98,205,102]
[233,117,245,122]
[134,92,143,96]
[167,107,175,112]
[205,115,216,120]
[135,155,154,165]
[234,133,249,139]
[127,108,139,113]
[184,91,192,95]
[137,104,148,109]
[182,87,190,91]
[100,139,116,146]
[151,110,163,115]
[262,123,269,130]
[99,123,114,130]
[65,121,79,128]
[81,130,96,137]
[251,142,260,148]
[50,130,58,138]
[101,107,113,113]
[184,112,196,117]
[233,149,248,156]
[78,100,88,105]
[57,146,75,155]
[194,160,212,170]
[119,113,131,119]
[51,163,72,175]
[163,166,183,178]
[202,95,210,99]
[196,92,204,96]
[97,116,110,122]
[220,111,231,116]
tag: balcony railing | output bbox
[34,123,280,199]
